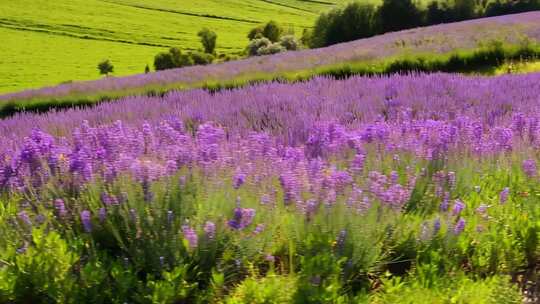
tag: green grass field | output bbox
[0,0,354,93]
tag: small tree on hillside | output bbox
[378,0,422,33]
[98,59,114,76]
[247,25,264,40]
[263,21,283,43]
[198,28,217,54]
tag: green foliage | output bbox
[279,35,299,51]
[154,47,205,71]
[2,229,78,303]
[146,265,198,304]
[310,2,379,48]
[247,25,264,41]
[378,0,422,33]
[262,21,283,43]
[190,51,215,66]
[198,28,218,54]
[308,0,540,48]
[371,273,523,304]
[97,59,114,76]
[247,38,272,56]
[225,272,297,304]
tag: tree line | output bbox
[96,0,539,76]
[304,0,540,48]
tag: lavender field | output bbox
[0,72,539,303]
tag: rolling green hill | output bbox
[0,0,352,93]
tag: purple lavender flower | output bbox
[476,204,489,215]
[260,194,271,205]
[182,225,198,249]
[80,210,92,232]
[523,159,537,177]
[499,187,509,204]
[447,171,456,190]
[98,208,107,223]
[454,218,466,235]
[228,208,255,230]
[54,199,67,217]
[253,224,265,235]
[265,254,275,262]
[433,218,441,234]
[204,221,216,239]
[440,192,450,212]
[232,169,246,189]
[17,211,32,226]
[452,199,465,216]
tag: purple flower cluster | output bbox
[228,208,255,230]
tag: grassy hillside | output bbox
[0,0,352,93]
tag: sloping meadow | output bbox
[0,72,539,302]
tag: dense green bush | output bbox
[198,28,218,54]
[378,0,422,33]
[154,48,214,71]
[97,59,114,76]
[310,3,379,48]
[307,0,540,48]
[262,21,282,43]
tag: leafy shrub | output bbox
[279,35,299,51]
[154,48,204,71]
[378,0,422,33]
[225,273,296,304]
[247,25,264,40]
[97,59,114,76]
[247,38,272,56]
[190,51,215,65]
[248,21,284,43]
[2,229,78,303]
[257,43,286,56]
[262,21,282,43]
[198,28,217,54]
[310,3,378,48]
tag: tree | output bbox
[154,51,175,71]
[198,28,217,54]
[145,64,150,74]
[309,3,378,48]
[426,1,449,25]
[190,51,214,65]
[247,26,264,40]
[97,60,114,76]
[262,21,283,43]
[154,48,194,71]
[246,38,272,57]
[453,0,477,20]
[279,35,299,51]
[378,0,422,33]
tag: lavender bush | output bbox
[0,72,538,302]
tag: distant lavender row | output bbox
[1,72,540,192]
[1,11,539,101]
[1,72,539,142]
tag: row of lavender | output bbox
[1,72,539,302]
[1,11,539,102]
[2,72,540,194]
